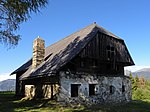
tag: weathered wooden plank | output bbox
[61,32,131,75]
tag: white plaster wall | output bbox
[58,71,131,104]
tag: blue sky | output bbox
[0,0,150,77]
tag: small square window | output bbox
[71,84,80,97]
[122,85,125,93]
[89,84,96,96]
[110,85,115,94]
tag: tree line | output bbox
[129,73,150,101]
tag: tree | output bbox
[129,73,134,84]
[134,75,139,90]
[0,0,48,47]
[129,73,139,91]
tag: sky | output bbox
[0,0,150,80]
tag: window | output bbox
[122,85,125,93]
[92,59,98,67]
[107,45,115,59]
[110,85,113,94]
[110,85,115,94]
[80,61,84,67]
[71,84,80,97]
[111,46,115,58]
[107,45,111,59]
[89,84,96,96]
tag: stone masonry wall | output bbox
[58,71,131,105]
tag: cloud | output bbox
[0,73,16,81]
[124,66,150,72]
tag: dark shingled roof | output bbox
[11,23,129,80]
[10,59,32,75]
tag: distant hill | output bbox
[0,79,15,91]
[135,68,150,72]
[132,68,150,80]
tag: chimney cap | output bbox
[35,36,44,41]
[94,22,96,24]
[37,36,41,38]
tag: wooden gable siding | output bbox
[76,32,124,75]
[79,32,131,64]
[61,32,130,75]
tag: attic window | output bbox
[111,47,115,58]
[107,45,115,59]
[71,84,80,97]
[107,45,111,59]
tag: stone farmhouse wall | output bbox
[58,71,131,104]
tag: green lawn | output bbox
[0,92,150,112]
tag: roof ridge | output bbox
[94,24,122,40]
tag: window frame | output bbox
[71,84,80,97]
[89,84,96,96]
[122,85,125,93]
[110,85,115,94]
[106,45,115,60]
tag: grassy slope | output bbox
[0,92,150,112]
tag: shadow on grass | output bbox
[0,92,150,112]
[0,92,49,112]
[75,100,150,112]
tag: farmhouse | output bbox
[11,23,134,104]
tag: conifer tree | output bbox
[0,0,48,47]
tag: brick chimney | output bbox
[32,36,45,70]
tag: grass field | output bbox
[0,91,150,112]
